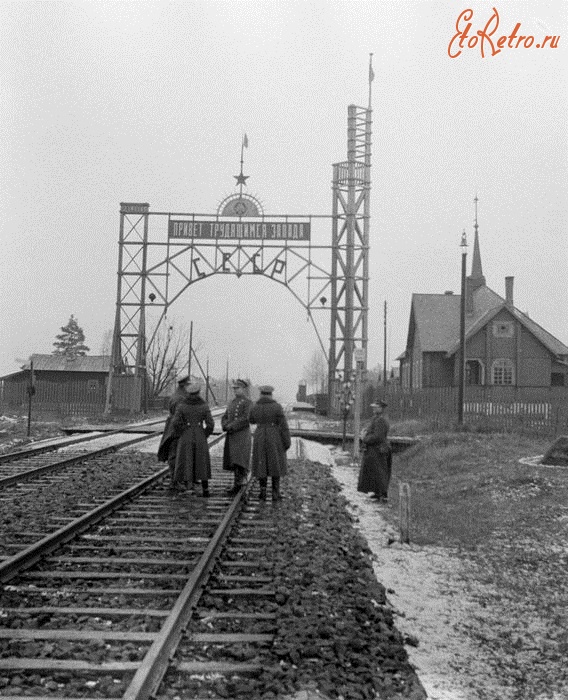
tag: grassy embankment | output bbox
[382,428,568,698]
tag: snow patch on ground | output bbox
[22,431,105,448]
[297,437,500,700]
[56,433,154,452]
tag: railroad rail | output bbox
[0,410,224,490]
[0,417,175,464]
[0,416,169,466]
[0,434,279,699]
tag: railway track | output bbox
[0,436,279,700]
[0,411,224,491]
[0,417,168,466]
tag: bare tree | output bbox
[99,329,113,355]
[146,320,200,399]
[303,348,328,395]
[367,363,382,385]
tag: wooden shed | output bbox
[0,354,110,416]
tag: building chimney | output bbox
[297,381,307,402]
[505,276,514,307]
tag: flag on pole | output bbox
[369,56,375,83]
[243,133,249,148]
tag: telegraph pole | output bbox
[383,301,387,387]
[188,321,194,378]
[205,357,210,404]
[26,359,35,437]
[225,359,229,403]
[352,348,365,462]
[458,231,468,424]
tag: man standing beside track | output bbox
[357,400,392,503]
[222,379,252,496]
[157,376,190,490]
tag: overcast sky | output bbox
[1,0,566,402]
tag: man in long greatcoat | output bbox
[357,400,392,502]
[222,379,252,495]
[157,376,190,488]
[170,383,215,496]
[249,385,291,501]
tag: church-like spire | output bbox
[470,195,486,286]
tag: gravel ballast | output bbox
[228,457,427,700]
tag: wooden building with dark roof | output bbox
[0,354,110,416]
[398,221,568,390]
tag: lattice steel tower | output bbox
[327,104,371,406]
[105,102,372,415]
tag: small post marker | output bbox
[399,482,411,544]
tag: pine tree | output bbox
[52,315,90,358]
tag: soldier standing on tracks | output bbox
[157,376,190,489]
[222,379,252,496]
[172,384,215,497]
[357,400,392,503]
[165,383,215,496]
[249,385,291,502]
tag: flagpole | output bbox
[368,53,374,109]
[239,134,248,199]
[240,136,244,199]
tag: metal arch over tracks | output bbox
[106,104,372,414]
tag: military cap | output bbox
[187,382,201,394]
[259,385,274,394]
[232,379,249,389]
[177,376,190,386]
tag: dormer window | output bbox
[493,321,514,338]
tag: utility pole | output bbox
[190,348,217,404]
[205,357,210,404]
[340,375,353,451]
[26,359,35,437]
[188,321,193,378]
[458,230,468,424]
[352,349,364,462]
[383,301,387,388]
[225,359,229,403]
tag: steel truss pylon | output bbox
[328,104,371,412]
[104,203,149,414]
[104,106,371,415]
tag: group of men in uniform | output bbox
[158,375,291,501]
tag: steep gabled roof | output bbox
[401,199,568,363]
[515,308,568,357]
[409,293,461,352]
[23,354,111,372]
[407,280,568,361]
[446,304,568,358]
[470,284,503,316]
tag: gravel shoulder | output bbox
[331,459,497,700]
[300,438,568,700]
